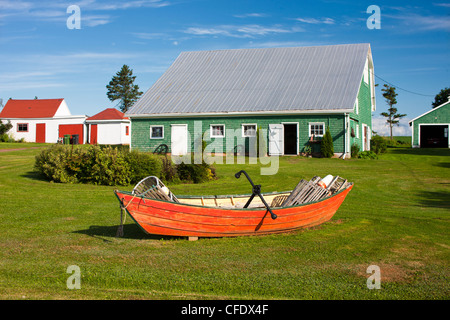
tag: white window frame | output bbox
[356,124,359,139]
[242,123,257,138]
[308,122,325,137]
[210,124,225,138]
[150,125,164,139]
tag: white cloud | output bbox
[383,6,450,32]
[433,2,450,7]
[0,0,170,27]
[296,17,335,25]
[233,13,267,18]
[372,116,412,137]
[183,24,303,38]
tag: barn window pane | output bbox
[150,126,164,139]
[17,123,28,132]
[309,123,324,137]
[210,125,225,138]
[242,124,256,137]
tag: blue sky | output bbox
[1,0,449,136]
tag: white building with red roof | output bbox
[85,108,131,145]
[0,98,87,143]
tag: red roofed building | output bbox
[86,108,131,145]
[0,98,87,143]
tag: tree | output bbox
[432,87,450,108]
[106,65,143,113]
[321,126,334,158]
[0,120,12,135]
[380,84,406,140]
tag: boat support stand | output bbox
[235,170,277,220]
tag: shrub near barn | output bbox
[34,144,215,186]
[35,145,161,185]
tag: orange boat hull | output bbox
[114,185,352,237]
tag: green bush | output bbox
[160,155,179,183]
[35,145,162,186]
[126,150,162,184]
[351,143,360,158]
[176,156,216,184]
[358,150,378,159]
[34,145,78,183]
[321,127,334,158]
[370,135,387,155]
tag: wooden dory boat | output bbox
[114,171,353,238]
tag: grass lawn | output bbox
[0,142,448,300]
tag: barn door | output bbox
[90,124,98,144]
[36,123,46,143]
[269,124,283,156]
[171,124,188,155]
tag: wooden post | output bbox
[188,236,198,241]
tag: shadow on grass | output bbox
[434,162,450,169]
[73,224,184,241]
[388,147,450,157]
[416,190,450,210]
[21,170,50,182]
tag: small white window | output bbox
[242,124,257,137]
[150,125,164,139]
[210,124,225,138]
[309,122,324,137]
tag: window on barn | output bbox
[309,123,325,137]
[150,125,164,139]
[242,124,257,137]
[125,126,129,136]
[17,123,28,132]
[210,124,225,138]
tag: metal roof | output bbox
[127,43,371,117]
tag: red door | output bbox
[90,124,98,144]
[36,123,46,143]
[59,124,84,144]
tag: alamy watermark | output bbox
[67,5,81,29]
[366,265,381,289]
[367,5,381,29]
[66,265,81,289]
[169,121,279,175]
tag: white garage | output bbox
[86,108,131,145]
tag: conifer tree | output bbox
[106,65,143,113]
[380,84,406,140]
[321,127,334,158]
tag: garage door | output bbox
[59,124,84,144]
[420,125,448,148]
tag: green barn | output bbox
[126,43,376,158]
[409,99,450,148]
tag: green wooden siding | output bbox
[411,102,450,146]
[131,114,346,154]
[349,75,373,151]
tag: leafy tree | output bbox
[432,87,450,108]
[0,120,12,135]
[321,126,334,158]
[380,84,406,140]
[106,65,143,113]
